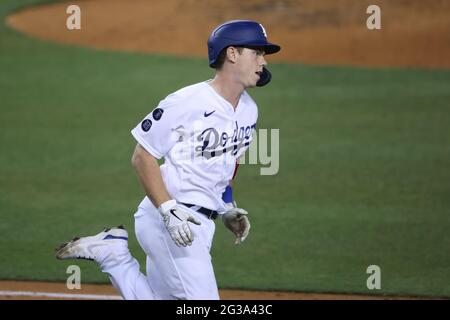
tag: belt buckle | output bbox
[208,210,218,220]
[202,208,215,220]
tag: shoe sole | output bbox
[55,225,127,260]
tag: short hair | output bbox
[213,46,244,70]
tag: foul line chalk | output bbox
[0,290,122,300]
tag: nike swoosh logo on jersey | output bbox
[204,110,216,117]
[170,209,182,221]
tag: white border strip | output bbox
[0,290,122,300]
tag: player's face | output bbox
[235,47,267,88]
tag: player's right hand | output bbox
[158,200,201,247]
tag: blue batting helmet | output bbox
[207,20,281,68]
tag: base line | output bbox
[0,290,122,300]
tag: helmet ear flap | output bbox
[256,67,272,87]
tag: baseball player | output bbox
[56,20,281,300]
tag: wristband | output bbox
[222,185,233,203]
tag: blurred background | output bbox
[1,0,450,298]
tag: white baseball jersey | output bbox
[131,81,258,213]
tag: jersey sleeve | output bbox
[131,95,186,159]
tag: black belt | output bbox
[181,203,218,220]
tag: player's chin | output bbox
[247,74,260,88]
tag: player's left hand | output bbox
[221,203,250,245]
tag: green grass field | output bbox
[1,0,450,297]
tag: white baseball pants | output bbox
[100,203,219,300]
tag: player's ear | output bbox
[226,46,239,64]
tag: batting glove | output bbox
[158,200,201,247]
[221,202,251,245]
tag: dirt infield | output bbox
[0,281,429,300]
[6,0,450,68]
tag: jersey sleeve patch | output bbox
[141,119,152,132]
[131,96,187,158]
[152,108,164,121]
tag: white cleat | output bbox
[55,225,128,265]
